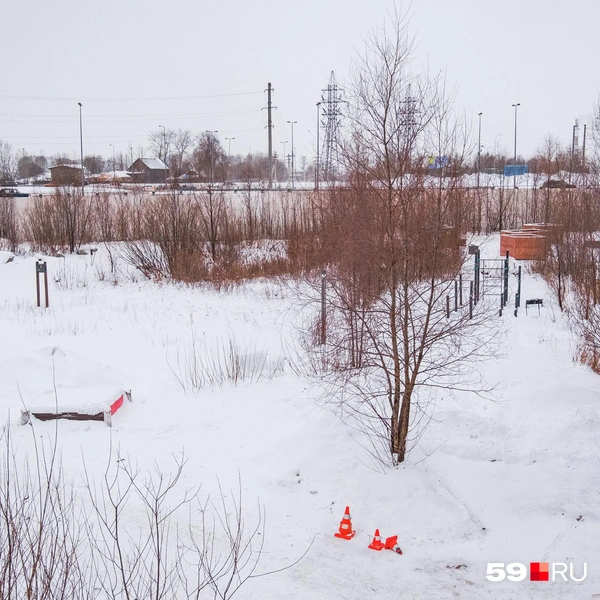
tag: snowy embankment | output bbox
[0,241,598,599]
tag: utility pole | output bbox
[109,143,115,181]
[570,120,579,183]
[582,123,587,173]
[477,112,482,188]
[266,82,274,189]
[159,125,167,185]
[287,120,297,189]
[78,102,85,191]
[512,103,520,189]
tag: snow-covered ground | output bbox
[0,239,598,598]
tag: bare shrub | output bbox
[169,326,282,392]
[0,426,302,599]
[25,188,92,254]
[85,452,304,600]
[0,428,94,599]
[53,258,89,290]
[0,197,19,251]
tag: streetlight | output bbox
[78,102,85,191]
[512,103,520,189]
[477,112,482,188]
[280,140,288,186]
[316,103,321,191]
[287,120,297,189]
[159,125,167,185]
[225,137,235,160]
[109,144,116,182]
[225,137,235,184]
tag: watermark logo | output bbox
[529,562,549,581]
[486,562,587,583]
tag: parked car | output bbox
[0,188,29,197]
[540,179,576,189]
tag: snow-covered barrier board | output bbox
[0,346,132,427]
[21,388,132,427]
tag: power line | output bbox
[0,91,264,102]
[0,109,262,124]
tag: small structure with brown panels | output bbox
[500,223,555,260]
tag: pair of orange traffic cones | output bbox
[368,529,403,554]
[333,506,403,555]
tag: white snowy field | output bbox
[0,239,599,599]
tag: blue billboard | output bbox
[503,165,529,177]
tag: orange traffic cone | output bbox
[368,529,385,551]
[334,506,356,540]
[384,535,403,555]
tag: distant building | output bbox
[128,158,168,183]
[49,165,84,185]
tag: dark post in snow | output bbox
[459,273,463,306]
[469,280,473,320]
[469,244,481,304]
[36,259,49,308]
[454,279,458,311]
[446,295,450,319]
[475,249,481,304]
[320,269,326,344]
[516,265,522,308]
[503,250,510,307]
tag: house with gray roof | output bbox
[128,157,168,183]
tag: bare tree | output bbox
[304,12,498,465]
[17,154,48,180]
[0,140,17,183]
[148,128,177,165]
[193,133,227,184]
[171,129,194,178]
[83,155,106,175]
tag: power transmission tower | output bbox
[401,83,418,142]
[320,71,345,183]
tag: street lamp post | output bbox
[280,141,288,187]
[512,103,520,189]
[316,103,321,191]
[159,125,167,185]
[287,120,297,189]
[78,102,85,191]
[109,144,115,182]
[225,137,234,161]
[225,137,235,182]
[477,112,482,188]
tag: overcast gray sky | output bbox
[1,0,597,164]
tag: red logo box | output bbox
[530,562,549,581]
